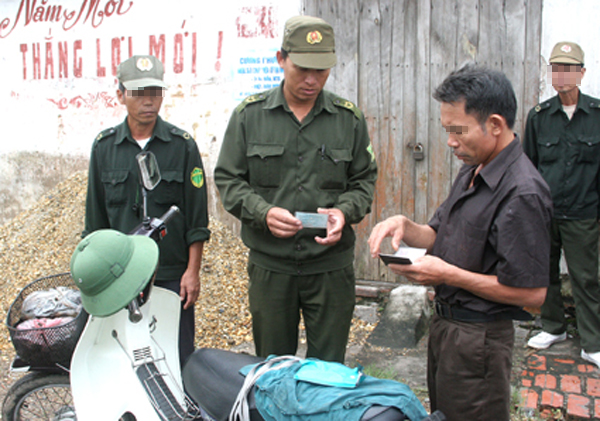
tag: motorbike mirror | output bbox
[136,151,161,191]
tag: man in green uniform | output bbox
[214,16,377,363]
[524,41,600,368]
[84,55,210,367]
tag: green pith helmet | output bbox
[70,229,159,317]
[282,16,337,69]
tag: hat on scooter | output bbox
[70,229,159,317]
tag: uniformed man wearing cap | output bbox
[214,16,377,363]
[524,42,600,368]
[83,55,210,367]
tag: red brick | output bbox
[520,388,539,409]
[528,354,547,371]
[561,375,582,394]
[555,358,576,365]
[587,378,600,398]
[567,394,590,418]
[535,374,557,389]
[522,379,532,387]
[595,398,600,419]
[578,364,596,373]
[541,390,564,407]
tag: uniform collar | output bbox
[548,90,592,116]
[476,135,522,191]
[264,82,335,116]
[114,115,171,145]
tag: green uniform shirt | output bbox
[84,116,210,281]
[214,85,378,275]
[523,92,600,219]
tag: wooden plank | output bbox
[502,0,527,134]
[428,0,458,216]
[413,0,432,225]
[521,0,543,136]
[451,0,479,179]
[354,0,394,278]
[399,0,418,225]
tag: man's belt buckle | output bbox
[434,300,451,318]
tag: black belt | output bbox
[434,300,511,323]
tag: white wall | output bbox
[0,0,301,224]
[539,0,600,101]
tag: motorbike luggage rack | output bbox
[136,361,203,421]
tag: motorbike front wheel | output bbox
[2,373,74,421]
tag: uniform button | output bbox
[567,161,572,166]
[298,185,304,192]
[296,244,302,251]
[298,156,304,162]
[297,270,303,275]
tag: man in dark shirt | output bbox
[523,41,600,369]
[369,65,552,421]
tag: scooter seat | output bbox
[182,348,444,421]
[183,348,264,421]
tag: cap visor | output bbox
[80,236,159,317]
[549,57,581,65]
[289,52,337,69]
[122,78,168,90]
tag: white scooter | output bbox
[5,151,445,421]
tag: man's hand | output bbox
[180,268,200,310]
[387,255,449,286]
[368,215,405,258]
[266,207,302,238]
[315,208,345,245]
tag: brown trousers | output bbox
[427,315,515,421]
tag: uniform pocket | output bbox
[536,136,561,164]
[154,170,184,207]
[318,148,352,191]
[247,144,285,188]
[577,135,600,163]
[101,170,129,206]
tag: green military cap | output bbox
[282,16,337,69]
[549,41,584,65]
[117,55,168,90]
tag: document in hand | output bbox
[379,247,427,265]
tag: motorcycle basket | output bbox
[6,273,88,368]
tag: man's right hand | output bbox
[266,207,302,238]
[368,215,406,258]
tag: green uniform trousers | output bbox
[247,262,355,363]
[542,218,600,352]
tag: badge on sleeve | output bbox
[191,168,204,188]
[367,143,376,162]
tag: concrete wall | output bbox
[0,0,301,226]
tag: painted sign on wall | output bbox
[0,0,300,225]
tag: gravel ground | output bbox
[0,171,374,411]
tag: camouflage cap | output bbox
[282,16,336,69]
[549,41,584,65]
[117,55,168,90]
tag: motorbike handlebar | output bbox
[160,205,180,225]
